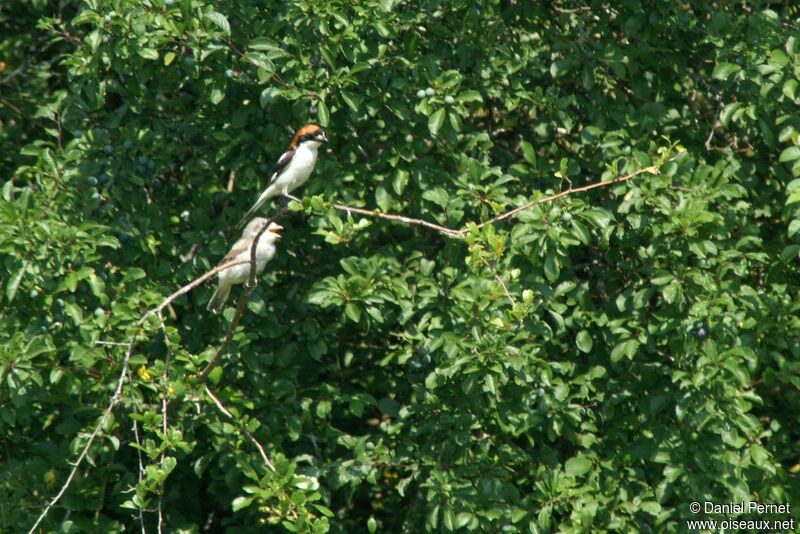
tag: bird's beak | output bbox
[268,224,283,238]
[321,132,329,143]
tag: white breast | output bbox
[218,238,277,285]
[272,143,319,195]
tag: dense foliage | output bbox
[2,0,800,532]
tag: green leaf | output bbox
[340,91,358,112]
[611,339,639,362]
[138,48,159,60]
[248,37,281,51]
[576,330,593,353]
[579,208,612,229]
[428,108,446,135]
[448,111,463,132]
[565,456,592,477]
[6,262,26,303]
[443,508,455,531]
[779,146,800,163]
[210,88,225,105]
[719,102,741,127]
[425,371,439,390]
[232,496,253,512]
[455,512,474,529]
[520,141,537,166]
[749,444,769,467]
[457,90,483,103]
[205,12,230,34]
[712,62,740,80]
[544,251,560,282]
[788,219,800,238]
[317,100,330,127]
[344,302,361,322]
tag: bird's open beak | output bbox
[268,224,283,238]
[321,132,329,143]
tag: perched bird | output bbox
[207,218,283,314]
[237,124,328,227]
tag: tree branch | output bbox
[141,206,296,327]
[156,311,171,534]
[471,165,659,231]
[127,371,148,534]
[331,164,661,238]
[332,203,463,238]
[204,386,276,472]
[27,331,141,534]
[553,5,592,14]
[139,259,250,325]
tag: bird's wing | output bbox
[219,237,251,265]
[236,148,297,229]
[264,149,296,186]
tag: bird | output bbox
[207,218,283,314]
[237,124,328,227]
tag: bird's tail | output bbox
[237,189,272,228]
[207,283,232,314]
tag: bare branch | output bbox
[471,165,659,231]
[332,203,463,238]
[553,5,592,14]
[27,331,141,534]
[331,165,661,238]
[128,369,147,534]
[204,386,276,472]
[0,60,30,86]
[492,267,516,306]
[138,259,250,325]
[156,311,171,534]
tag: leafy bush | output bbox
[2,1,799,532]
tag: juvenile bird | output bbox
[237,124,328,227]
[207,218,283,314]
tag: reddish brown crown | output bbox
[290,124,325,148]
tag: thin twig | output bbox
[331,165,660,238]
[204,386,276,472]
[553,5,592,13]
[128,374,147,534]
[27,331,141,534]
[471,165,660,231]
[156,311,171,534]
[331,203,463,238]
[138,259,250,325]
[705,122,717,152]
[55,112,62,150]
[0,59,31,86]
[491,268,516,306]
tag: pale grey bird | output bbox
[207,218,283,314]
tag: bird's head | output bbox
[266,222,283,240]
[291,124,328,148]
[243,218,283,240]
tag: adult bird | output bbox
[207,218,283,314]
[237,124,328,227]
